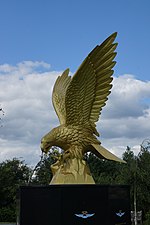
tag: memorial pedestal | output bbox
[19,185,131,225]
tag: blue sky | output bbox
[0,0,150,165]
[0,0,150,80]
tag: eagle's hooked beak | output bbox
[40,138,51,154]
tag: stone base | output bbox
[50,158,95,184]
[19,185,131,225]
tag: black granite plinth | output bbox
[19,185,131,225]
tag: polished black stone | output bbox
[19,185,131,225]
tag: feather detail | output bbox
[52,69,71,124]
[65,33,117,136]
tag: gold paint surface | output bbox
[41,32,125,184]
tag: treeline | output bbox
[0,146,150,224]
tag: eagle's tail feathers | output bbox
[91,143,126,163]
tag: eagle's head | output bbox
[40,130,55,153]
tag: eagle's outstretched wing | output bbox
[65,32,117,135]
[52,68,71,124]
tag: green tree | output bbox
[119,146,136,185]
[143,211,150,225]
[115,146,136,212]
[0,158,31,222]
[119,145,150,221]
[87,153,123,184]
[32,147,60,185]
[136,148,150,217]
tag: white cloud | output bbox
[17,61,51,75]
[0,62,150,166]
[99,74,150,156]
[102,74,150,119]
[0,61,60,165]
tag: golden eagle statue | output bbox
[41,32,125,184]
